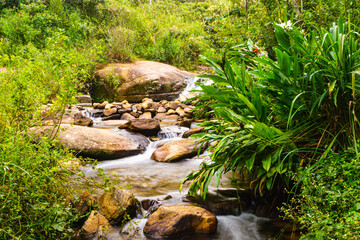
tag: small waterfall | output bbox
[179,76,213,101]
[81,109,103,125]
[158,126,189,139]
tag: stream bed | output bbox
[79,123,291,240]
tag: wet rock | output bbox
[94,61,193,102]
[183,126,205,138]
[122,102,132,109]
[102,107,117,116]
[81,211,110,237]
[169,101,179,110]
[102,113,121,121]
[94,101,108,109]
[141,199,160,211]
[76,95,92,104]
[30,125,140,160]
[143,205,217,238]
[184,107,193,114]
[177,118,193,128]
[154,113,166,121]
[86,108,103,117]
[139,112,152,119]
[121,112,135,120]
[74,192,94,216]
[98,189,139,223]
[73,112,93,126]
[127,119,160,136]
[149,136,162,141]
[117,129,150,152]
[151,138,204,162]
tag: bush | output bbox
[284,152,360,239]
[182,18,360,198]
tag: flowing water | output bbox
[80,77,291,239]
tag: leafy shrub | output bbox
[182,18,360,198]
[284,152,360,239]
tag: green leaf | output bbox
[262,154,272,172]
[246,153,256,171]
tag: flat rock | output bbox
[93,61,193,102]
[151,138,204,162]
[143,205,217,238]
[117,129,150,152]
[96,120,129,128]
[30,125,140,160]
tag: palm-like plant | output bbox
[181,18,360,198]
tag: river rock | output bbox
[96,120,129,128]
[103,107,117,116]
[86,108,103,117]
[30,125,140,160]
[94,101,108,109]
[73,191,94,216]
[117,129,150,152]
[94,61,193,102]
[76,95,92,104]
[126,118,160,136]
[143,205,217,238]
[151,138,204,162]
[139,112,152,119]
[176,107,185,117]
[183,126,205,138]
[159,114,179,125]
[157,106,166,113]
[81,211,110,237]
[102,113,121,120]
[41,106,93,127]
[98,189,139,223]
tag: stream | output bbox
[79,77,292,240]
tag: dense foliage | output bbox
[182,18,360,238]
[1,0,360,239]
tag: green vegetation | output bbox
[1,0,360,239]
[182,15,360,240]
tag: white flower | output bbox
[276,20,293,30]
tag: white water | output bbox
[178,76,213,101]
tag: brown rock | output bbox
[139,112,152,119]
[121,113,136,120]
[96,120,129,128]
[167,109,176,115]
[127,119,160,136]
[151,138,204,162]
[103,107,117,116]
[95,101,108,109]
[160,114,179,125]
[143,205,217,238]
[94,61,193,102]
[169,101,180,110]
[183,126,205,138]
[177,118,193,128]
[76,95,92,104]
[98,189,138,223]
[154,113,166,121]
[81,211,110,237]
[176,107,185,117]
[74,191,94,216]
[157,106,166,113]
[41,106,93,127]
[30,125,140,160]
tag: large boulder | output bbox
[41,106,93,127]
[98,189,139,223]
[93,61,193,102]
[143,205,217,238]
[126,118,160,136]
[117,129,150,152]
[151,138,204,162]
[81,211,110,237]
[30,125,140,160]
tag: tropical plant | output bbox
[182,18,360,198]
